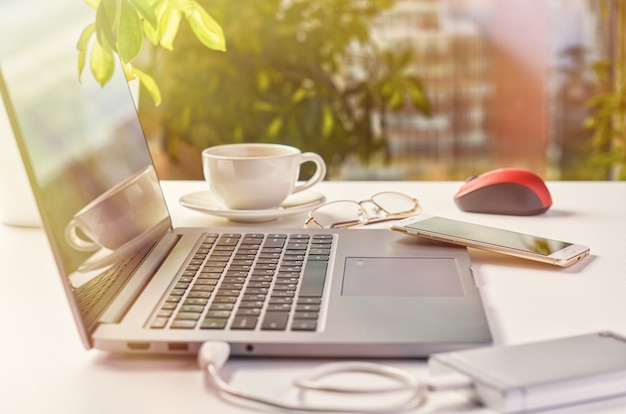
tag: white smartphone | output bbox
[390,214,590,267]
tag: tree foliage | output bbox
[155,0,431,175]
[584,0,626,179]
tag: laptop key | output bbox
[200,318,227,329]
[171,320,197,329]
[236,308,261,316]
[217,237,240,246]
[254,263,277,270]
[279,266,301,272]
[291,320,317,331]
[257,258,279,264]
[180,305,204,313]
[306,255,329,261]
[213,297,237,303]
[298,261,328,298]
[216,289,241,296]
[309,249,330,256]
[166,295,182,303]
[312,234,333,240]
[294,312,318,320]
[187,291,211,298]
[194,278,218,285]
[276,277,299,284]
[285,243,308,250]
[209,303,234,311]
[261,312,288,330]
[273,284,297,291]
[269,297,293,304]
[151,317,169,329]
[242,294,267,302]
[298,298,322,305]
[238,301,264,309]
[244,288,268,295]
[264,238,286,249]
[191,285,214,292]
[184,298,208,306]
[271,291,295,298]
[205,310,231,318]
[290,234,311,239]
[175,312,201,320]
[267,304,291,312]
[296,304,320,312]
[231,316,258,330]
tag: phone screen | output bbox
[406,217,572,256]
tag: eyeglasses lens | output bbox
[310,201,366,229]
[371,192,417,214]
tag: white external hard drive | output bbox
[428,331,626,413]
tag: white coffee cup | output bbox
[202,143,326,210]
[65,166,168,252]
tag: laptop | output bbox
[0,1,491,357]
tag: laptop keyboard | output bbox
[150,233,334,332]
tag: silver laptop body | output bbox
[0,1,491,357]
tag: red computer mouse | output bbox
[454,168,552,216]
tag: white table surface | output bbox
[2,180,626,413]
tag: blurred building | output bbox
[341,0,608,181]
[342,0,492,180]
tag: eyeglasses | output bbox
[303,191,421,229]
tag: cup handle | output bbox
[65,219,100,252]
[293,152,327,194]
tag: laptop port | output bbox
[168,343,189,352]
[127,342,150,351]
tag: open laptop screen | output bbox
[0,1,170,341]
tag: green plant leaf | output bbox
[291,87,307,103]
[121,61,135,80]
[130,0,158,29]
[95,0,117,50]
[254,101,280,112]
[322,104,334,137]
[378,79,393,100]
[266,116,283,138]
[257,71,270,92]
[144,0,168,44]
[90,39,115,86]
[184,1,226,51]
[388,89,403,110]
[405,76,431,116]
[133,66,162,106]
[397,49,413,70]
[160,6,182,50]
[585,92,613,109]
[85,0,100,10]
[77,23,96,81]
[117,0,144,63]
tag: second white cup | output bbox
[202,143,326,210]
[64,166,168,252]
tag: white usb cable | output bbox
[198,341,473,413]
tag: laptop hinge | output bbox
[99,232,181,324]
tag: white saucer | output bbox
[179,190,326,223]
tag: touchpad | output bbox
[342,257,464,297]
